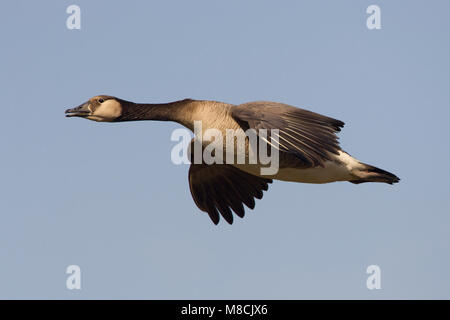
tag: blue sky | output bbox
[0,0,449,299]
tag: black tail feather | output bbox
[350,163,400,185]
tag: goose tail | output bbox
[350,162,400,185]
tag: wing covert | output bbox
[232,101,344,167]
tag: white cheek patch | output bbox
[92,100,122,121]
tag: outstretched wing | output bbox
[188,162,272,225]
[232,101,345,167]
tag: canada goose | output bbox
[65,95,400,225]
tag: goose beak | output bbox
[65,102,91,118]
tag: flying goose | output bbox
[65,96,399,225]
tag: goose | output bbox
[65,95,400,225]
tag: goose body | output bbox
[66,96,399,224]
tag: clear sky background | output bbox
[0,0,449,299]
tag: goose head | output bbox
[65,95,123,122]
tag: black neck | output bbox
[115,99,193,122]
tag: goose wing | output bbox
[232,101,345,167]
[188,161,272,225]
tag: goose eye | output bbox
[98,98,104,103]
